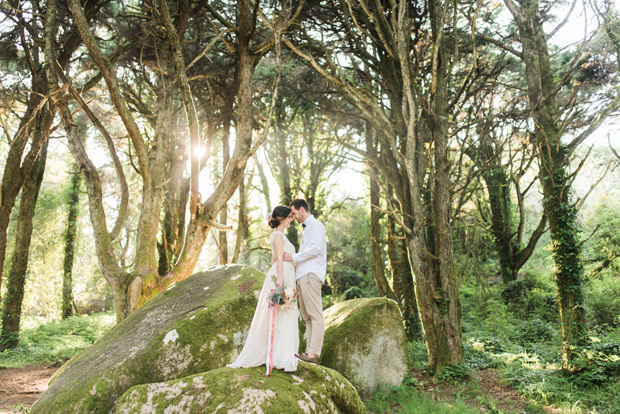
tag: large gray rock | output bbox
[320,297,409,397]
[32,265,264,414]
[117,363,366,414]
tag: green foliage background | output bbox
[0,150,111,324]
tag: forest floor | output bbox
[0,363,56,413]
[0,364,556,414]
[415,368,524,412]
[403,368,557,414]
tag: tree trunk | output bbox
[391,0,464,375]
[365,125,394,299]
[481,161,547,283]
[134,73,176,308]
[62,0,282,319]
[232,176,250,263]
[158,136,188,277]
[387,212,421,341]
[219,110,232,265]
[157,0,266,292]
[0,209,11,291]
[481,161,517,282]
[468,130,546,283]
[0,140,48,350]
[369,177,392,298]
[280,0,466,373]
[275,130,299,248]
[0,81,52,298]
[62,165,81,319]
[544,159,587,366]
[406,229,463,374]
[64,0,152,321]
[505,0,588,366]
[253,154,272,212]
[430,117,463,373]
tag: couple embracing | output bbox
[227,199,326,373]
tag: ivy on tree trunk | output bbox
[0,140,48,350]
[62,164,82,319]
[504,0,589,365]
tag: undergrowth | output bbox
[0,312,115,368]
[366,380,481,414]
[366,272,620,414]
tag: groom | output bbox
[283,199,327,364]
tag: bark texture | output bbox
[365,125,394,299]
[0,140,48,350]
[62,166,82,319]
[232,177,250,263]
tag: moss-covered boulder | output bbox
[321,297,409,397]
[117,362,366,414]
[32,265,264,414]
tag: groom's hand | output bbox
[282,252,293,262]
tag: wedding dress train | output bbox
[227,230,299,372]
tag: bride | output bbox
[227,206,299,373]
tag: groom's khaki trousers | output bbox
[297,273,325,356]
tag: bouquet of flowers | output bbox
[267,276,296,307]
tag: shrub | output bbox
[525,291,558,322]
[501,278,536,305]
[407,341,428,368]
[9,404,29,414]
[586,276,620,328]
[0,312,115,368]
[568,345,620,387]
[510,318,555,345]
[438,363,473,383]
[502,277,558,322]
[592,341,620,355]
[342,285,365,300]
[463,340,501,370]
[481,298,519,339]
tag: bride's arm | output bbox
[273,233,285,287]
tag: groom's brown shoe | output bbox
[295,353,318,364]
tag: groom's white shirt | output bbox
[292,215,327,283]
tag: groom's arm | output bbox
[290,224,324,263]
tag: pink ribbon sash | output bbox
[266,290,277,376]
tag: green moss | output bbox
[321,298,409,397]
[32,265,266,414]
[322,298,399,359]
[118,363,366,414]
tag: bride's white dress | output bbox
[227,230,299,372]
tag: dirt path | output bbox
[0,364,57,413]
[412,368,558,413]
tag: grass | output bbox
[0,312,115,368]
[8,404,30,414]
[366,381,482,414]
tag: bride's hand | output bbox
[276,277,284,288]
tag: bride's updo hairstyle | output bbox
[268,206,292,229]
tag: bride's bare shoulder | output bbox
[270,230,285,241]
